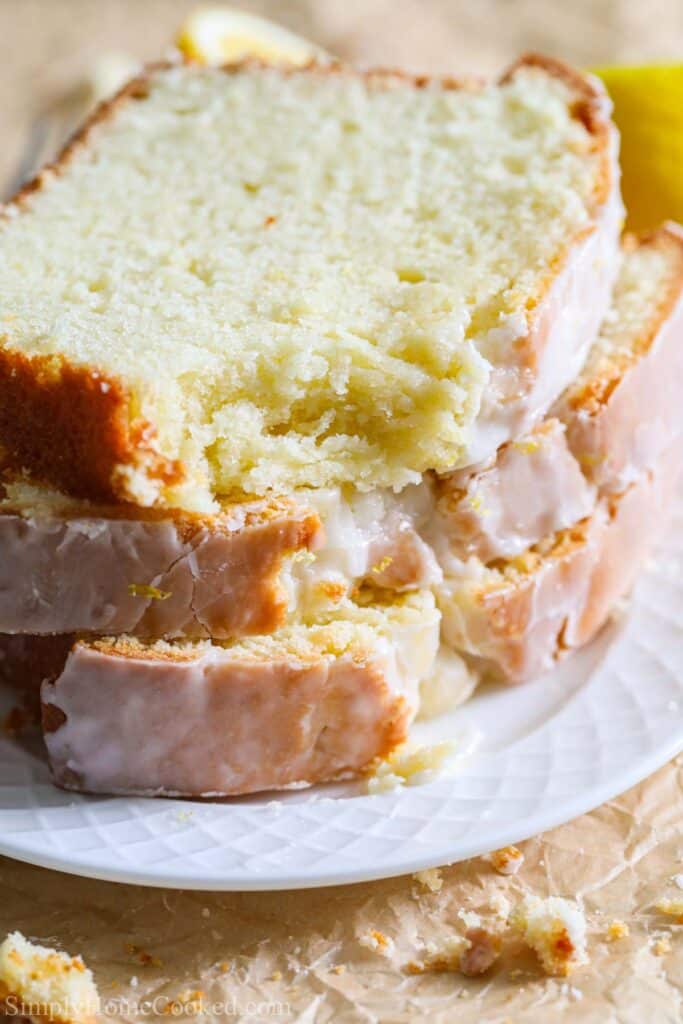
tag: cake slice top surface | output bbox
[0,60,611,505]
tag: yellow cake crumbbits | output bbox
[405,936,468,975]
[606,920,630,942]
[0,932,100,1024]
[162,989,204,1015]
[359,930,395,957]
[367,741,457,793]
[510,896,588,977]
[413,868,443,893]
[485,846,524,875]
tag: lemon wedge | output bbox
[593,64,683,231]
[176,6,328,67]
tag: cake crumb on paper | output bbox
[405,936,467,975]
[359,930,395,958]
[652,936,672,956]
[0,931,100,1024]
[606,920,630,942]
[489,892,512,921]
[484,846,524,875]
[510,896,588,977]
[413,867,443,893]
[457,909,482,930]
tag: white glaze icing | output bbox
[0,498,322,639]
[432,419,596,562]
[285,483,442,615]
[462,130,624,466]
[42,599,440,798]
[437,449,680,683]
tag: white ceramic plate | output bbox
[1,497,682,891]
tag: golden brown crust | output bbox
[567,221,683,412]
[0,57,617,506]
[360,685,412,767]
[6,68,167,215]
[85,636,204,663]
[502,53,610,138]
[42,638,413,793]
[0,349,183,504]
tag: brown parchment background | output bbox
[1,1,683,1020]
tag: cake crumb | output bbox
[457,909,482,930]
[489,892,512,921]
[405,936,467,975]
[652,936,671,956]
[484,846,524,875]
[331,965,346,975]
[0,931,100,1024]
[366,741,457,793]
[162,990,204,1015]
[606,920,629,942]
[413,868,443,893]
[359,930,395,958]
[125,943,162,968]
[511,896,588,977]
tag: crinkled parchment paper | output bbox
[1,756,682,1022]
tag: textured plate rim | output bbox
[2,730,682,891]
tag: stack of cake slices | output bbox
[0,55,681,798]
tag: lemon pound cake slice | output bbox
[433,224,683,563]
[555,222,683,492]
[41,592,440,798]
[0,482,321,638]
[437,448,680,683]
[0,56,620,510]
